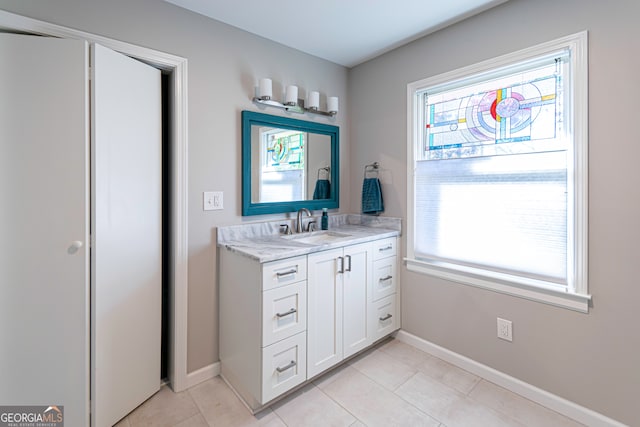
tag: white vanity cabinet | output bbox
[219,233,400,412]
[220,253,308,410]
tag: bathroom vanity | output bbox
[217,215,401,412]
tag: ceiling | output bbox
[164,0,508,68]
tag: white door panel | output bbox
[91,43,162,427]
[0,34,90,427]
[307,248,343,378]
[343,243,372,358]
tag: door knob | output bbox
[67,240,84,254]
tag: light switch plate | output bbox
[497,317,513,342]
[203,191,223,211]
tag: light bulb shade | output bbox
[327,96,339,113]
[308,91,320,110]
[285,85,298,105]
[259,78,272,100]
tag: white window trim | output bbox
[406,31,590,313]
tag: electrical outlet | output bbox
[203,191,223,211]
[497,317,513,342]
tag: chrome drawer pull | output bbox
[276,308,297,318]
[276,267,298,278]
[337,256,344,274]
[379,313,393,321]
[276,360,297,373]
[379,245,393,252]
[345,255,352,272]
[379,275,393,282]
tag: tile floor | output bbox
[114,338,583,427]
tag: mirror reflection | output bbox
[242,111,339,216]
[251,125,332,203]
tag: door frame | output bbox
[0,10,190,392]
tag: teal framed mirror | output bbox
[242,110,339,216]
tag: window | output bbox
[406,32,590,312]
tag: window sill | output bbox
[405,258,591,313]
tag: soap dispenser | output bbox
[321,208,329,230]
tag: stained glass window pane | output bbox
[264,131,305,170]
[421,59,565,161]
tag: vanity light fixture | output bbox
[285,85,298,106]
[258,78,272,100]
[307,91,320,110]
[253,78,338,117]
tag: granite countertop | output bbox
[217,214,401,263]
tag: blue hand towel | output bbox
[313,179,331,200]
[362,177,384,214]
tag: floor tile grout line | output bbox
[391,371,447,426]
[462,379,580,427]
[186,387,214,427]
[313,381,365,427]
[347,348,420,393]
[272,409,289,427]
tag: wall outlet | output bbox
[203,191,223,211]
[497,317,513,342]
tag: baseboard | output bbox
[185,362,220,389]
[395,330,625,427]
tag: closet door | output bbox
[0,35,90,427]
[91,44,162,427]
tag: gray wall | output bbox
[348,0,639,424]
[0,0,350,373]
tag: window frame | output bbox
[406,32,590,312]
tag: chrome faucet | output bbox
[296,208,311,233]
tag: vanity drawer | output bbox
[371,256,397,301]
[262,255,307,290]
[261,331,307,404]
[372,237,397,261]
[370,295,398,341]
[262,281,307,347]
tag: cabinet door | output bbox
[343,243,372,358]
[307,248,344,378]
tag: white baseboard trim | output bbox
[395,330,625,427]
[185,362,220,389]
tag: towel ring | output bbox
[364,162,379,179]
[317,166,330,180]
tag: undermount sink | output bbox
[281,231,352,245]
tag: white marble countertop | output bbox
[217,214,401,263]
